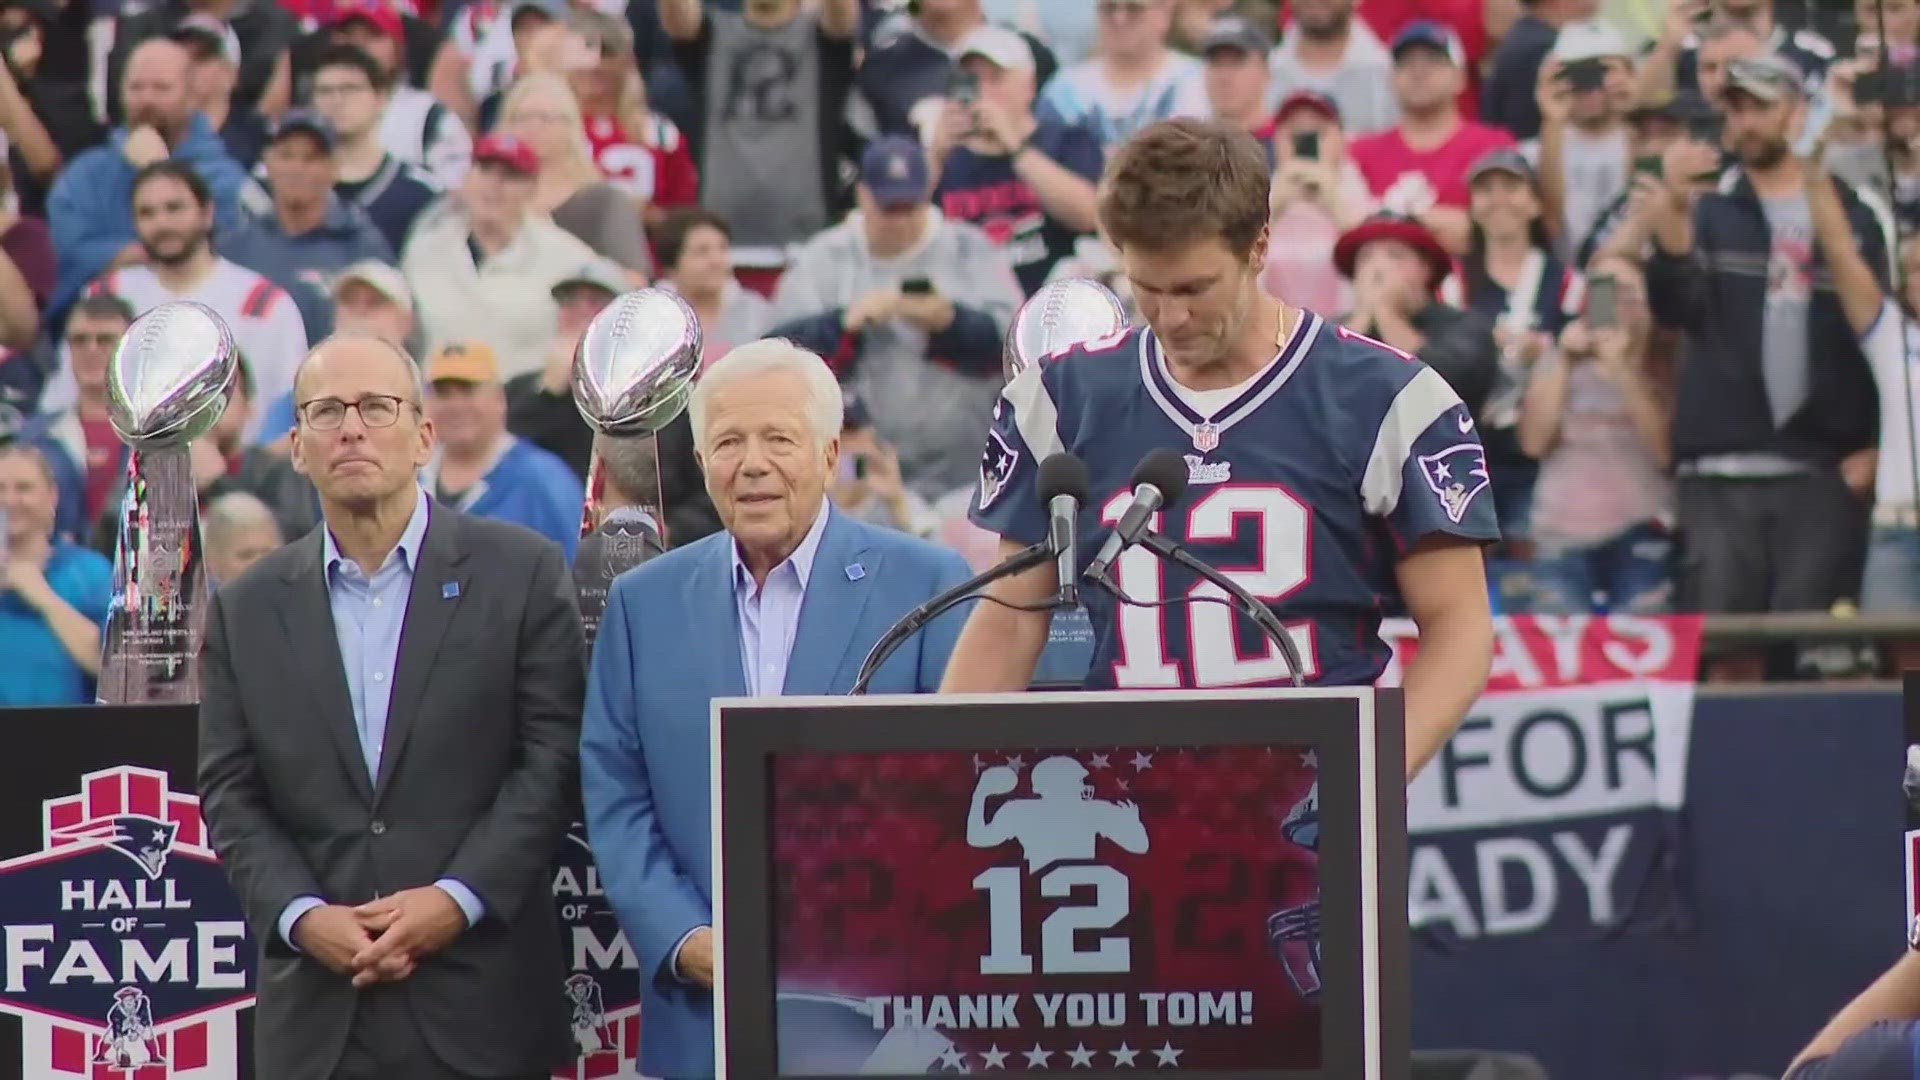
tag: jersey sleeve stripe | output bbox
[1360,365,1462,518]
[1004,363,1066,463]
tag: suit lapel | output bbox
[782,512,879,697]
[694,537,748,699]
[279,533,374,803]
[373,508,470,802]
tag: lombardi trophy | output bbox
[97,301,238,704]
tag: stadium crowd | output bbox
[0,0,1910,706]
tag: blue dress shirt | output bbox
[276,488,486,948]
[730,503,831,697]
[668,503,832,978]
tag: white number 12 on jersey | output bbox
[1102,485,1320,686]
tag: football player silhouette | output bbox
[967,757,1148,872]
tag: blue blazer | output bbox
[580,508,972,1078]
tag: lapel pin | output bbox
[845,563,865,582]
[442,582,460,599]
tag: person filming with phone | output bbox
[930,26,1103,295]
[1517,255,1678,614]
[830,391,938,538]
[1642,53,1883,616]
[1261,89,1371,318]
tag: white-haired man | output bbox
[579,338,971,1079]
[203,490,285,586]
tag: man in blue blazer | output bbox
[580,339,974,1079]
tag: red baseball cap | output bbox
[1273,90,1340,126]
[1332,214,1453,292]
[326,0,403,40]
[473,132,540,175]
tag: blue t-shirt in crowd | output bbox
[0,541,113,707]
[935,120,1104,295]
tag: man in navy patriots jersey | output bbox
[940,119,1498,779]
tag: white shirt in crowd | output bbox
[1860,298,1920,511]
[1036,53,1209,151]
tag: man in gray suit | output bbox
[197,333,585,1080]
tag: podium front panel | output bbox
[711,689,1408,1080]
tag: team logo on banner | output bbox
[0,767,252,1078]
[552,822,641,1079]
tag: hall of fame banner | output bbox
[1382,616,1702,942]
[764,744,1326,1073]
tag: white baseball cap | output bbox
[330,260,414,313]
[1551,20,1630,63]
[957,25,1033,72]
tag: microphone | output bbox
[1038,453,1091,608]
[1131,529,1310,688]
[1084,448,1190,584]
[850,464,1080,695]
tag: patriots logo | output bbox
[978,429,1019,510]
[1417,443,1492,525]
[106,816,179,880]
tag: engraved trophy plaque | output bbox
[98,301,238,705]
[569,288,701,649]
[1003,277,1129,381]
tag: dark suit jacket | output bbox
[196,502,585,1080]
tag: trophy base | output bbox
[97,447,211,706]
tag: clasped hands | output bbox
[292,886,468,989]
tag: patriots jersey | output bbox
[970,312,1500,689]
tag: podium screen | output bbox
[766,744,1324,1073]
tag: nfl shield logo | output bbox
[1191,424,1219,453]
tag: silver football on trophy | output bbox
[106,300,239,450]
[1003,278,1129,381]
[572,288,703,437]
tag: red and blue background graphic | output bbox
[767,744,1322,1073]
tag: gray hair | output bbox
[687,338,844,456]
[593,432,660,508]
[291,332,426,414]
[203,491,281,548]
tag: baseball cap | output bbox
[1273,89,1341,125]
[473,132,540,174]
[551,260,628,301]
[957,25,1033,71]
[508,0,566,22]
[425,342,500,385]
[860,135,930,208]
[1332,213,1453,292]
[169,12,241,65]
[1201,15,1272,57]
[330,260,413,312]
[325,0,402,39]
[1390,20,1464,66]
[270,108,336,150]
[1467,147,1536,186]
[1725,53,1807,102]
[1550,19,1630,63]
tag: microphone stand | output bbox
[1097,530,1308,688]
[849,542,1059,695]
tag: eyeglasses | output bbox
[298,394,413,430]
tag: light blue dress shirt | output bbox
[276,487,486,949]
[668,503,832,978]
[730,503,831,697]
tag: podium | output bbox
[710,688,1411,1079]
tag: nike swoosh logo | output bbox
[1457,413,1475,433]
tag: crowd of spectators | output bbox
[2,0,1916,705]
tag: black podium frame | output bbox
[710,688,1410,1080]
